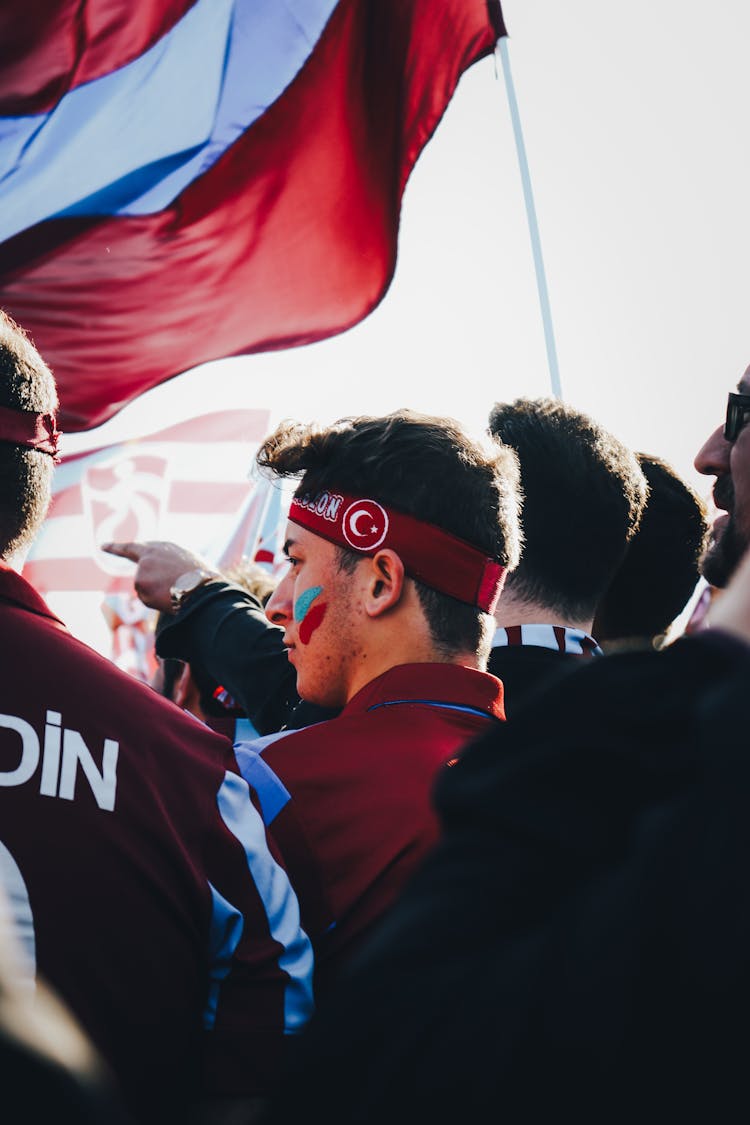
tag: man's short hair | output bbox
[594,453,708,645]
[258,410,522,661]
[488,397,647,622]
[0,311,58,560]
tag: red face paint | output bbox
[298,600,327,645]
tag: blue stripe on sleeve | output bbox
[0,840,36,995]
[234,740,292,825]
[216,771,313,1033]
[204,881,245,1030]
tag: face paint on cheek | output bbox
[294,585,328,645]
[298,601,327,645]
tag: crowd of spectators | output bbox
[2,303,747,1123]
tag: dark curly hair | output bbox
[258,410,522,661]
[594,453,708,644]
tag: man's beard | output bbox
[701,477,747,588]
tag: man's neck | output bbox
[494,587,594,635]
[344,620,482,704]
[1,548,26,574]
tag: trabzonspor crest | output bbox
[342,499,389,552]
[83,455,169,576]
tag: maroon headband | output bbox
[289,490,506,613]
[0,404,61,462]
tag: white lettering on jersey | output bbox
[39,710,62,797]
[0,711,119,811]
[58,730,118,811]
[0,714,39,786]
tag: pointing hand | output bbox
[101,540,218,612]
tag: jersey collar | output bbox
[343,662,505,721]
[0,559,66,626]
[492,623,602,657]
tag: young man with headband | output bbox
[108,411,521,987]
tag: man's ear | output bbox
[363,549,406,618]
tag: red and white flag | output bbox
[22,408,276,675]
[0,1,506,430]
[214,471,289,580]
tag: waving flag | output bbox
[213,472,290,577]
[0,0,506,431]
[22,408,272,672]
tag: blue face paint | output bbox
[294,585,324,623]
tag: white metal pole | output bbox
[496,36,563,400]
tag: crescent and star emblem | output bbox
[342,499,389,551]
[349,510,376,537]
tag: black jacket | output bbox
[270,630,750,1124]
[488,642,584,716]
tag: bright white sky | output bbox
[65,0,750,505]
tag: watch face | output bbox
[170,569,212,608]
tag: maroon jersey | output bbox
[0,563,313,1121]
[235,662,504,989]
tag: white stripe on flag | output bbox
[29,513,245,564]
[55,443,254,489]
[0,0,338,241]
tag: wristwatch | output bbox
[169,568,216,612]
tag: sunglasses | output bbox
[725,392,750,443]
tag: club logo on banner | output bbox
[23,409,288,678]
[82,455,170,577]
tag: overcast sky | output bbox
[65,0,750,500]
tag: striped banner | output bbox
[22,408,277,672]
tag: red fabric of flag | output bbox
[0,0,505,431]
[0,1,194,114]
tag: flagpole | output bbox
[496,37,563,400]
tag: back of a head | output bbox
[154,619,232,721]
[258,410,522,660]
[0,312,58,562]
[594,453,708,646]
[488,398,647,622]
[156,559,277,718]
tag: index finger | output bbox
[100,541,146,562]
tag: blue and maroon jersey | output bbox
[0,562,312,1121]
[235,661,504,990]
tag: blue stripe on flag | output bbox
[0,0,337,242]
[216,770,313,1033]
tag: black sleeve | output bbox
[154,580,299,734]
